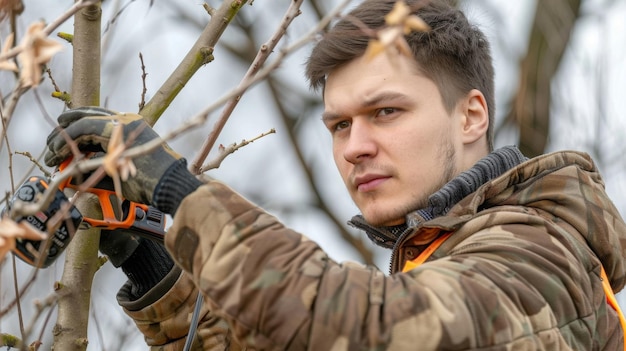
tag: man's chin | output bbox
[359,200,428,227]
[361,211,405,227]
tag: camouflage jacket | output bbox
[119,150,626,350]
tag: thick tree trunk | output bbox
[52,3,102,350]
[510,0,582,157]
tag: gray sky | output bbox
[1,0,625,348]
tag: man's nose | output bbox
[343,121,377,164]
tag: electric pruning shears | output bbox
[4,157,166,267]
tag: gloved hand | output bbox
[95,181,173,296]
[45,106,182,206]
[43,106,169,267]
[100,228,140,267]
[95,185,141,267]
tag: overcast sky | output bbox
[1,0,625,349]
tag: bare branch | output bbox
[202,128,276,171]
[46,68,71,107]
[0,0,96,151]
[138,0,249,126]
[508,0,582,157]
[14,151,50,178]
[0,0,98,62]
[189,0,351,174]
[138,52,147,111]
[7,0,352,221]
[190,0,304,174]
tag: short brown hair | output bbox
[306,0,495,150]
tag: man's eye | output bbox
[334,120,351,131]
[376,107,397,116]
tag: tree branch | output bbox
[52,2,103,350]
[138,0,249,126]
[508,0,581,156]
[189,0,304,174]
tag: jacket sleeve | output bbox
[162,180,619,350]
[117,265,245,350]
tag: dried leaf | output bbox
[29,340,43,351]
[364,39,386,60]
[404,15,430,33]
[364,1,430,61]
[103,123,125,198]
[0,32,17,71]
[0,0,23,21]
[104,124,123,181]
[118,157,137,181]
[0,217,47,261]
[378,26,403,46]
[394,36,412,57]
[109,121,124,153]
[384,0,411,25]
[16,21,63,87]
[103,122,137,196]
[365,27,409,61]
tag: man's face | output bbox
[323,54,466,227]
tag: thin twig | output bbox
[0,81,28,155]
[138,52,147,111]
[12,255,26,344]
[138,0,248,125]
[0,0,98,62]
[190,0,304,174]
[14,151,51,178]
[0,1,97,153]
[125,0,351,168]
[47,69,71,107]
[202,128,276,171]
[184,0,351,174]
[1,116,16,191]
[5,0,352,221]
[0,265,40,317]
[22,290,65,351]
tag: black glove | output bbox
[42,107,164,267]
[96,188,141,267]
[45,106,182,206]
[95,196,174,299]
[99,228,140,267]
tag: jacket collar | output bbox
[348,146,528,249]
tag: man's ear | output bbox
[460,89,489,145]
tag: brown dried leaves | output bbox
[0,217,46,261]
[364,1,430,60]
[103,122,137,199]
[0,21,63,87]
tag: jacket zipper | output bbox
[389,227,415,274]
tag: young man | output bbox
[44,0,626,349]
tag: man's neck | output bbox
[349,145,528,249]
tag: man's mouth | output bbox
[354,174,390,192]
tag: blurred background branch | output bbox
[0,0,624,349]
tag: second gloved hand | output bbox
[45,107,183,206]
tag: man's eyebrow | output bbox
[362,91,412,107]
[321,91,411,123]
[321,111,341,124]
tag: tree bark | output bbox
[52,2,102,350]
[509,0,581,157]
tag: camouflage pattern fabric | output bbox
[118,150,626,350]
[120,266,246,350]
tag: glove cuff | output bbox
[120,238,174,300]
[118,265,183,311]
[152,158,203,215]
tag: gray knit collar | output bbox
[348,145,528,249]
